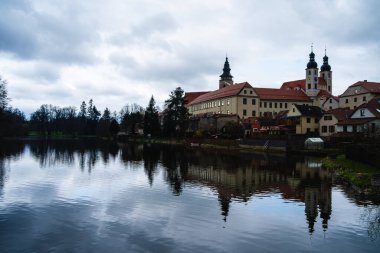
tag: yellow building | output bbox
[339,81,380,109]
[287,104,323,134]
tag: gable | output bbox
[351,108,375,119]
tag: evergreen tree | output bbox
[163,87,188,137]
[144,96,160,136]
[78,101,87,118]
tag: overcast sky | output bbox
[1,0,379,116]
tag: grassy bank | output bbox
[322,155,380,195]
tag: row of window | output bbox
[191,99,231,111]
[344,96,366,104]
[321,125,335,133]
[242,98,256,105]
[243,89,254,95]
[306,117,319,123]
[259,101,288,109]
[242,110,256,117]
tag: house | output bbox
[339,81,380,109]
[287,104,323,134]
[336,97,380,136]
[319,108,352,137]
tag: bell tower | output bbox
[320,48,332,94]
[219,57,233,89]
[305,44,319,97]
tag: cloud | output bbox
[0,0,380,116]
[0,0,99,64]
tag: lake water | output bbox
[0,140,379,253]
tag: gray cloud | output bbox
[0,0,99,64]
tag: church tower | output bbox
[305,45,319,97]
[320,48,332,94]
[219,57,233,89]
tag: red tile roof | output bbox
[281,77,327,90]
[349,81,380,94]
[356,97,380,117]
[254,88,311,101]
[324,108,352,122]
[317,90,331,98]
[281,79,305,90]
[184,92,209,105]
[188,82,252,105]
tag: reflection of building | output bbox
[184,154,332,233]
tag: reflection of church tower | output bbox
[218,194,231,222]
[219,57,234,89]
[305,187,319,234]
[319,181,332,231]
[305,45,319,97]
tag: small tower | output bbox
[305,45,319,97]
[219,57,233,89]
[320,48,332,94]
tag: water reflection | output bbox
[0,140,379,250]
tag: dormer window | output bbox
[360,109,365,117]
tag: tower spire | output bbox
[219,57,233,89]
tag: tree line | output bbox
[0,75,189,138]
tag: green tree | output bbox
[143,96,160,136]
[163,87,189,137]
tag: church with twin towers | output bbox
[186,46,336,120]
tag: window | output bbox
[324,115,332,120]
[243,109,247,116]
[264,102,267,108]
[252,99,256,105]
[280,103,283,108]
[218,101,220,106]
[314,83,317,89]
[252,110,256,117]
[227,110,230,114]
[221,100,224,106]
[322,126,327,133]
[354,97,357,102]
[227,99,230,105]
[360,109,365,117]
[328,86,331,92]
[329,126,335,133]
[363,96,367,102]
[307,117,311,123]
[243,98,247,104]
[244,90,247,94]
[345,98,348,104]
[329,99,332,103]
[250,90,253,94]
[285,103,288,109]
[308,70,311,75]
[323,73,325,78]
[314,118,318,123]
[314,70,317,75]
[274,102,277,108]
[328,73,331,78]
[329,106,332,110]
[343,126,347,132]
[292,108,295,112]
[269,102,272,108]
[308,83,311,89]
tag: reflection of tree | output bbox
[142,144,160,186]
[161,146,188,195]
[361,206,380,241]
[0,141,25,196]
[28,140,119,173]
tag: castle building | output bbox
[187,48,334,119]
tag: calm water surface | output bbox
[0,140,379,252]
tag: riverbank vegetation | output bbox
[322,155,379,196]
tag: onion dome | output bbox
[307,51,318,69]
[321,54,331,71]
